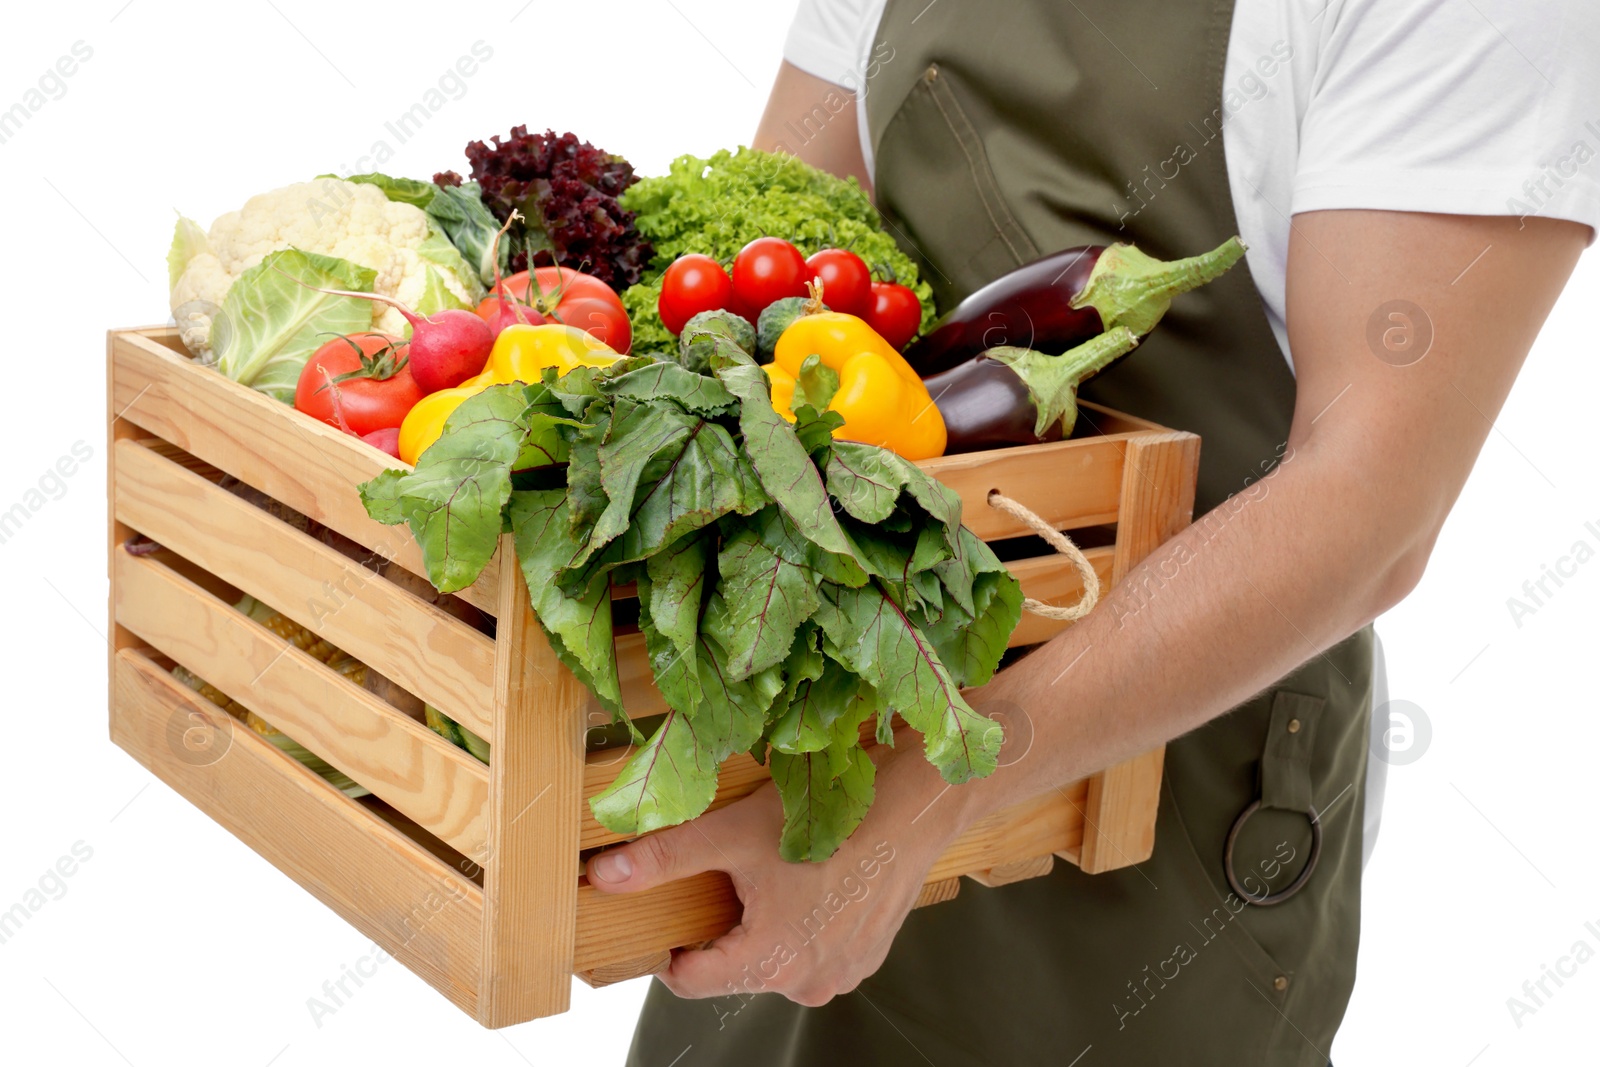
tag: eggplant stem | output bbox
[1071,236,1246,337]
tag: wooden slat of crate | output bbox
[475,535,586,1026]
[109,329,498,616]
[1006,546,1116,647]
[570,777,1091,973]
[113,437,498,739]
[111,648,483,1014]
[1074,430,1198,874]
[918,436,1128,540]
[114,550,491,859]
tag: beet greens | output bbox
[360,333,1020,862]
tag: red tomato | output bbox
[804,249,872,317]
[474,293,545,337]
[731,237,809,310]
[294,333,424,437]
[502,266,631,352]
[658,254,734,334]
[864,281,923,351]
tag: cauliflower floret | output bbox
[169,179,479,357]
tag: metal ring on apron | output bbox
[1223,798,1322,906]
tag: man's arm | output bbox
[752,60,872,191]
[585,210,1586,1004]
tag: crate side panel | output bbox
[109,649,482,1015]
[110,329,497,614]
[113,550,490,858]
[114,437,496,738]
[915,435,1128,540]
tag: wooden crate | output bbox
[106,325,1198,1026]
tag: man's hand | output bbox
[584,740,957,1006]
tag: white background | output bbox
[0,2,1595,1065]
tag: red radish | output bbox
[274,273,493,394]
[477,294,546,336]
[474,209,545,338]
[361,427,402,458]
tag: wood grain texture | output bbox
[114,437,498,739]
[1078,431,1199,874]
[477,536,586,1026]
[110,648,483,1015]
[571,778,1091,972]
[968,853,1055,888]
[916,434,1128,540]
[114,550,491,858]
[109,329,498,615]
[913,878,962,909]
[108,332,150,707]
[574,950,671,989]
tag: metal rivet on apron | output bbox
[925,64,939,82]
[1287,718,1301,734]
[1273,976,1289,992]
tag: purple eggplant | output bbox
[905,237,1245,376]
[928,328,1140,454]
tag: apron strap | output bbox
[1261,690,1326,812]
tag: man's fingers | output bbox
[585,821,719,894]
[659,925,751,1000]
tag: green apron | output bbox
[627,1,1374,1062]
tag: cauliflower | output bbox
[169,178,483,357]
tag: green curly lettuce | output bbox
[619,147,936,352]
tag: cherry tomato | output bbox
[502,265,632,352]
[731,237,809,311]
[658,254,734,334]
[804,249,872,317]
[294,333,423,438]
[864,281,923,351]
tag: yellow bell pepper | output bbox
[398,385,482,465]
[773,311,920,384]
[769,311,946,460]
[398,324,620,465]
[479,323,619,386]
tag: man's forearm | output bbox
[869,431,1427,846]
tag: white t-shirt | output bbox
[784,0,1600,372]
[783,0,1599,865]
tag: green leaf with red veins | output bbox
[713,524,822,681]
[814,580,1004,784]
[573,399,767,577]
[770,722,877,862]
[825,441,908,524]
[713,357,855,557]
[598,359,738,416]
[918,563,1022,690]
[589,708,721,836]
[643,531,713,663]
[357,384,532,593]
[766,655,865,755]
[508,488,622,716]
[592,622,783,836]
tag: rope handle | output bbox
[986,490,1101,622]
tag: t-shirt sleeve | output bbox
[783,0,874,86]
[1292,0,1600,238]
